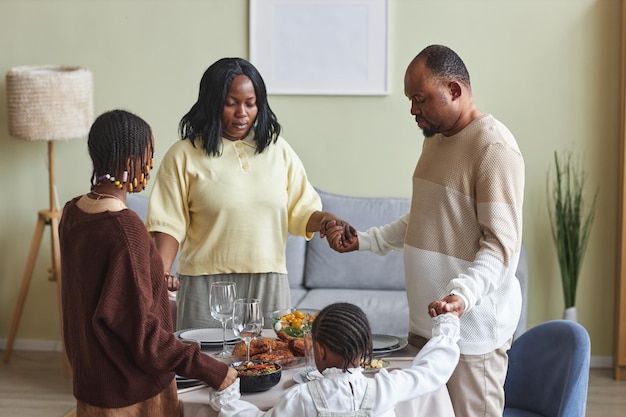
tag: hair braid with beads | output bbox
[311,302,373,372]
[88,109,153,191]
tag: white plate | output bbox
[372,334,400,351]
[176,375,203,389]
[293,370,323,384]
[175,328,238,345]
[373,337,408,356]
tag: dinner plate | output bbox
[372,334,400,351]
[373,337,408,356]
[176,375,204,389]
[293,369,323,384]
[174,328,239,346]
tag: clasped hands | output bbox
[428,294,464,318]
[321,218,359,252]
[165,272,179,294]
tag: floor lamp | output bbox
[3,65,94,376]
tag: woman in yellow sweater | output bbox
[146,58,354,330]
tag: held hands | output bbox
[428,294,465,318]
[324,219,359,252]
[306,211,358,252]
[165,272,180,292]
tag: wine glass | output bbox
[303,329,321,381]
[209,281,237,357]
[232,298,264,362]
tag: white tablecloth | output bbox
[178,331,455,417]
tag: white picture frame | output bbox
[249,0,389,96]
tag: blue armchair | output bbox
[503,319,591,417]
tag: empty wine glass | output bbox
[209,281,237,357]
[303,329,318,379]
[232,298,263,361]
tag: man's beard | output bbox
[416,117,440,137]
[421,125,439,137]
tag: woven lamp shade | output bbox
[6,65,94,141]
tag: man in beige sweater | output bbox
[327,44,525,417]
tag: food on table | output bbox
[253,350,298,367]
[361,358,385,369]
[232,337,289,357]
[360,359,391,375]
[231,336,300,367]
[271,309,319,340]
[232,361,280,376]
[288,338,305,356]
[230,360,283,392]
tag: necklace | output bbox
[88,191,127,208]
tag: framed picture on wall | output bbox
[249,0,389,96]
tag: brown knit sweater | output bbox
[60,197,229,408]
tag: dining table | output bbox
[177,329,455,416]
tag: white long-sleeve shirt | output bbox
[207,314,460,417]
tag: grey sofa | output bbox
[127,190,528,339]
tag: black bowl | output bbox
[230,360,282,393]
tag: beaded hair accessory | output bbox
[97,158,154,191]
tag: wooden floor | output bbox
[0,351,74,417]
[1,350,626,417]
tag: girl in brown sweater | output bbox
[59,110,237,417]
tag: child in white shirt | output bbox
[208,302,460,416]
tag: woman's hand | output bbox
[324,219,359,252]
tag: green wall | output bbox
[0,0,621,361]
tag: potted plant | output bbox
[547,150,598,321]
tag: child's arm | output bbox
[208,379,268,416]
[408,312,461,385]
[208,378,307,417]
[373,313,461,408]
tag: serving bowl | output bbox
[270,308,320,340]
[230,360,282,393]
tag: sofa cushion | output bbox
[290,288,308,307]
[304,190,411,291]
[286,234,307,290]
[296,289,409,337]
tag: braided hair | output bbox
[88,109,153,191]
[311,302,373,372]
[179,57,281,156]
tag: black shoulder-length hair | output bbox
[178,57,281,156]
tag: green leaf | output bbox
[284,327,304,338]
[546,150,598,308]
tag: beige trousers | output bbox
[409,333,511,417]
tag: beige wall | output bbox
[0,0,621,359]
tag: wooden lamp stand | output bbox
[4,65,93,377]
[2,141,71,377]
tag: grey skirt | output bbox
[175,273,291,331]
